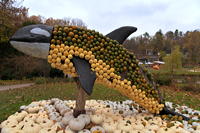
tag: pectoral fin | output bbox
[72,57,96,95]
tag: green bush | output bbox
[154,74,172,85]
[33,77,74,84]
[34,77,46,84]
[0,41,23,57]
[0,70,15,80]
[49,68,64,78]
[178,82,200,93]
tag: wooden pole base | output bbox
[73,78,87,118]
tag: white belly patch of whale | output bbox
[10,41,50,59]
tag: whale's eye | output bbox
[30,28,50,37]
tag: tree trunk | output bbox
[73,78,87,118]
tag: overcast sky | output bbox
[23,0,200,37]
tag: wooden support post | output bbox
[73,78,87,118]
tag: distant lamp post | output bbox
[158,52,160,61]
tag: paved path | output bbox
[0,83,34,91]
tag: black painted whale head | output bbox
[10,24,53,59]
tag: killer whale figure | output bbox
[10,24,137,95]
[10,24,189,120]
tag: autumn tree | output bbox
[123,32,152,56]
[124,29,200,68]
[0,0,28,42]
[45,17,86,28]
[123,38,137,52]
[163,45,182,73]
[151,30,164,53]
[69,18,86,28]
[183,31,200,66]
[45,17,69,26]
[22,15,44,26]
[163,31,174,53]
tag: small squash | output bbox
[15,111,28,122]
[0,119,18,128]
[197,125,200,130]
[27,106,40,113]
[113,130,122,133]
[20,105,27,110]
[132,123,144,130]
[22,123,41,133]
[1,127,24,133]
[145,123,159,131]
[157,127,169,133]
[90,114,103,125]
[49,112,62,122]
[113,130,139,133]
[78,114,91,125]
[51,122,62,131]
[118,122,133,131]
[102,116,113,123]
[78,129,91,133]
[102,122,117,133]
[61,111,74,125]
[23,114,38,122]
[59,107,70,116]
[111,114,123,121]
[90,126,105,133]
[65,126,75,133]
[38,118,54,128]
[85,108,95,115]
[55,103,65,111]
[68,117,86,131]
[39,128,56,133]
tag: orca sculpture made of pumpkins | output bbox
[10,24,189,120]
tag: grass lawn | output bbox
[0,79,32,85]
[0,80,200,123]
[149,67,200,76]
[160,86,200,110]
[0,81,127,122]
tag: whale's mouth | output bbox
[10,41,50,59]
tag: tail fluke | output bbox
[159,105,190,121]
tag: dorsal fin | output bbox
[106,26,137,44]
